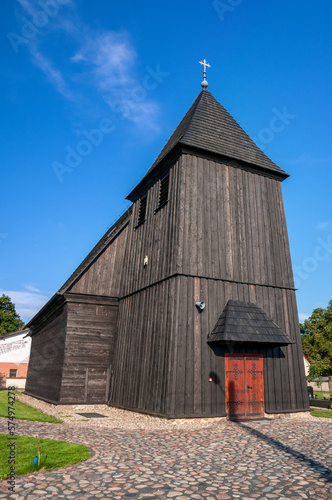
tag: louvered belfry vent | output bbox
[157,174,169,209]
[136,195,147,227]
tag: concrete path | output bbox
[0,416,331,499]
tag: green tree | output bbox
[309,354,330,387]
[0,294,24,335]
[301,299,332,377]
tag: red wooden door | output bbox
[225,354,264,419]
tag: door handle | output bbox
[247,385,253,391]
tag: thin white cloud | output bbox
[15,0,163,131]
[316,222,332,231]
[30,44,73,100]
[25,285,40,293]
[17,0,35,15]
[72,31,161,130]
[1,290,52,323]
[299,313,310,322]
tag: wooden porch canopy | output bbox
[207,300,294,346]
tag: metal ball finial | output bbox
[199,59,211,90]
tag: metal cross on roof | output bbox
[199,59,211,89]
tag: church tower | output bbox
[26,69,309,419]
[109,71,309,418]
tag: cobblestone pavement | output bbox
[0,416,331,499]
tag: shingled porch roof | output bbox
[207,300,294,346]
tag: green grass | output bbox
[313,391,332,400]
[0,391,61,423]
[311,410,332,418]
[0,434,91,480]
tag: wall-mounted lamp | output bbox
[144,256,148,267]
[195,301,206,311]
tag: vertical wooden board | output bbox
[215,165,226,280]
[160,177,171,281]
[229,167,240,282]
[288,290,309,410]
[174,275,187,415]
[181,156,191,275]
[193,277,202,413]
[209,161,219,278]
[119,217,134,297]
[272,287,290,411]
[184,277,194,415]
[200,277,209,414]
[167,161,179,276]
[274,288,291,410]
[195,158,203,276]
[188,155,198,276]
[201,158,212,278]
[266,178,283,288]
[254,175,266,285]
[224,165,234,281]
[264,285,284,411]
[115,298,134,407]
[176,156,185,274]
[155,279,169,414]
[213,278,225,414]
[242,170,254,284]
[270,179,286,288]
[208,278,218,414]
[261,176,273,286]
[236,169,247,283]
[168,276,182,416]
[161,277,174,415]
[26,306,67,403]
[143,285,157,411]
[277,182,295,288]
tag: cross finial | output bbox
[199,59,211,89]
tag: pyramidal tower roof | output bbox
[128,88,288,200]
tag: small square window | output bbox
[9,369,17,378]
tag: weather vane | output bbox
[199,59,211,89]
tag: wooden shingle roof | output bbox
[152,89,288,176]
[127,89,288,201]
[207,300,294,346]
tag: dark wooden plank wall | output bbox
[111,278,177,416]
[112,275,308,417]
[118,152,294,296]
[176,154,294,289]
[59,297,118,404]
[25,305,67,403]
[120,158,182,296]
[68,225,128,297]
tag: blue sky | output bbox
[1,0,331,323]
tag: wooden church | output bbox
[26,67,309,419]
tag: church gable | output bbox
[60,208,131,298]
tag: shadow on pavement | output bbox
[234,420,332,485]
